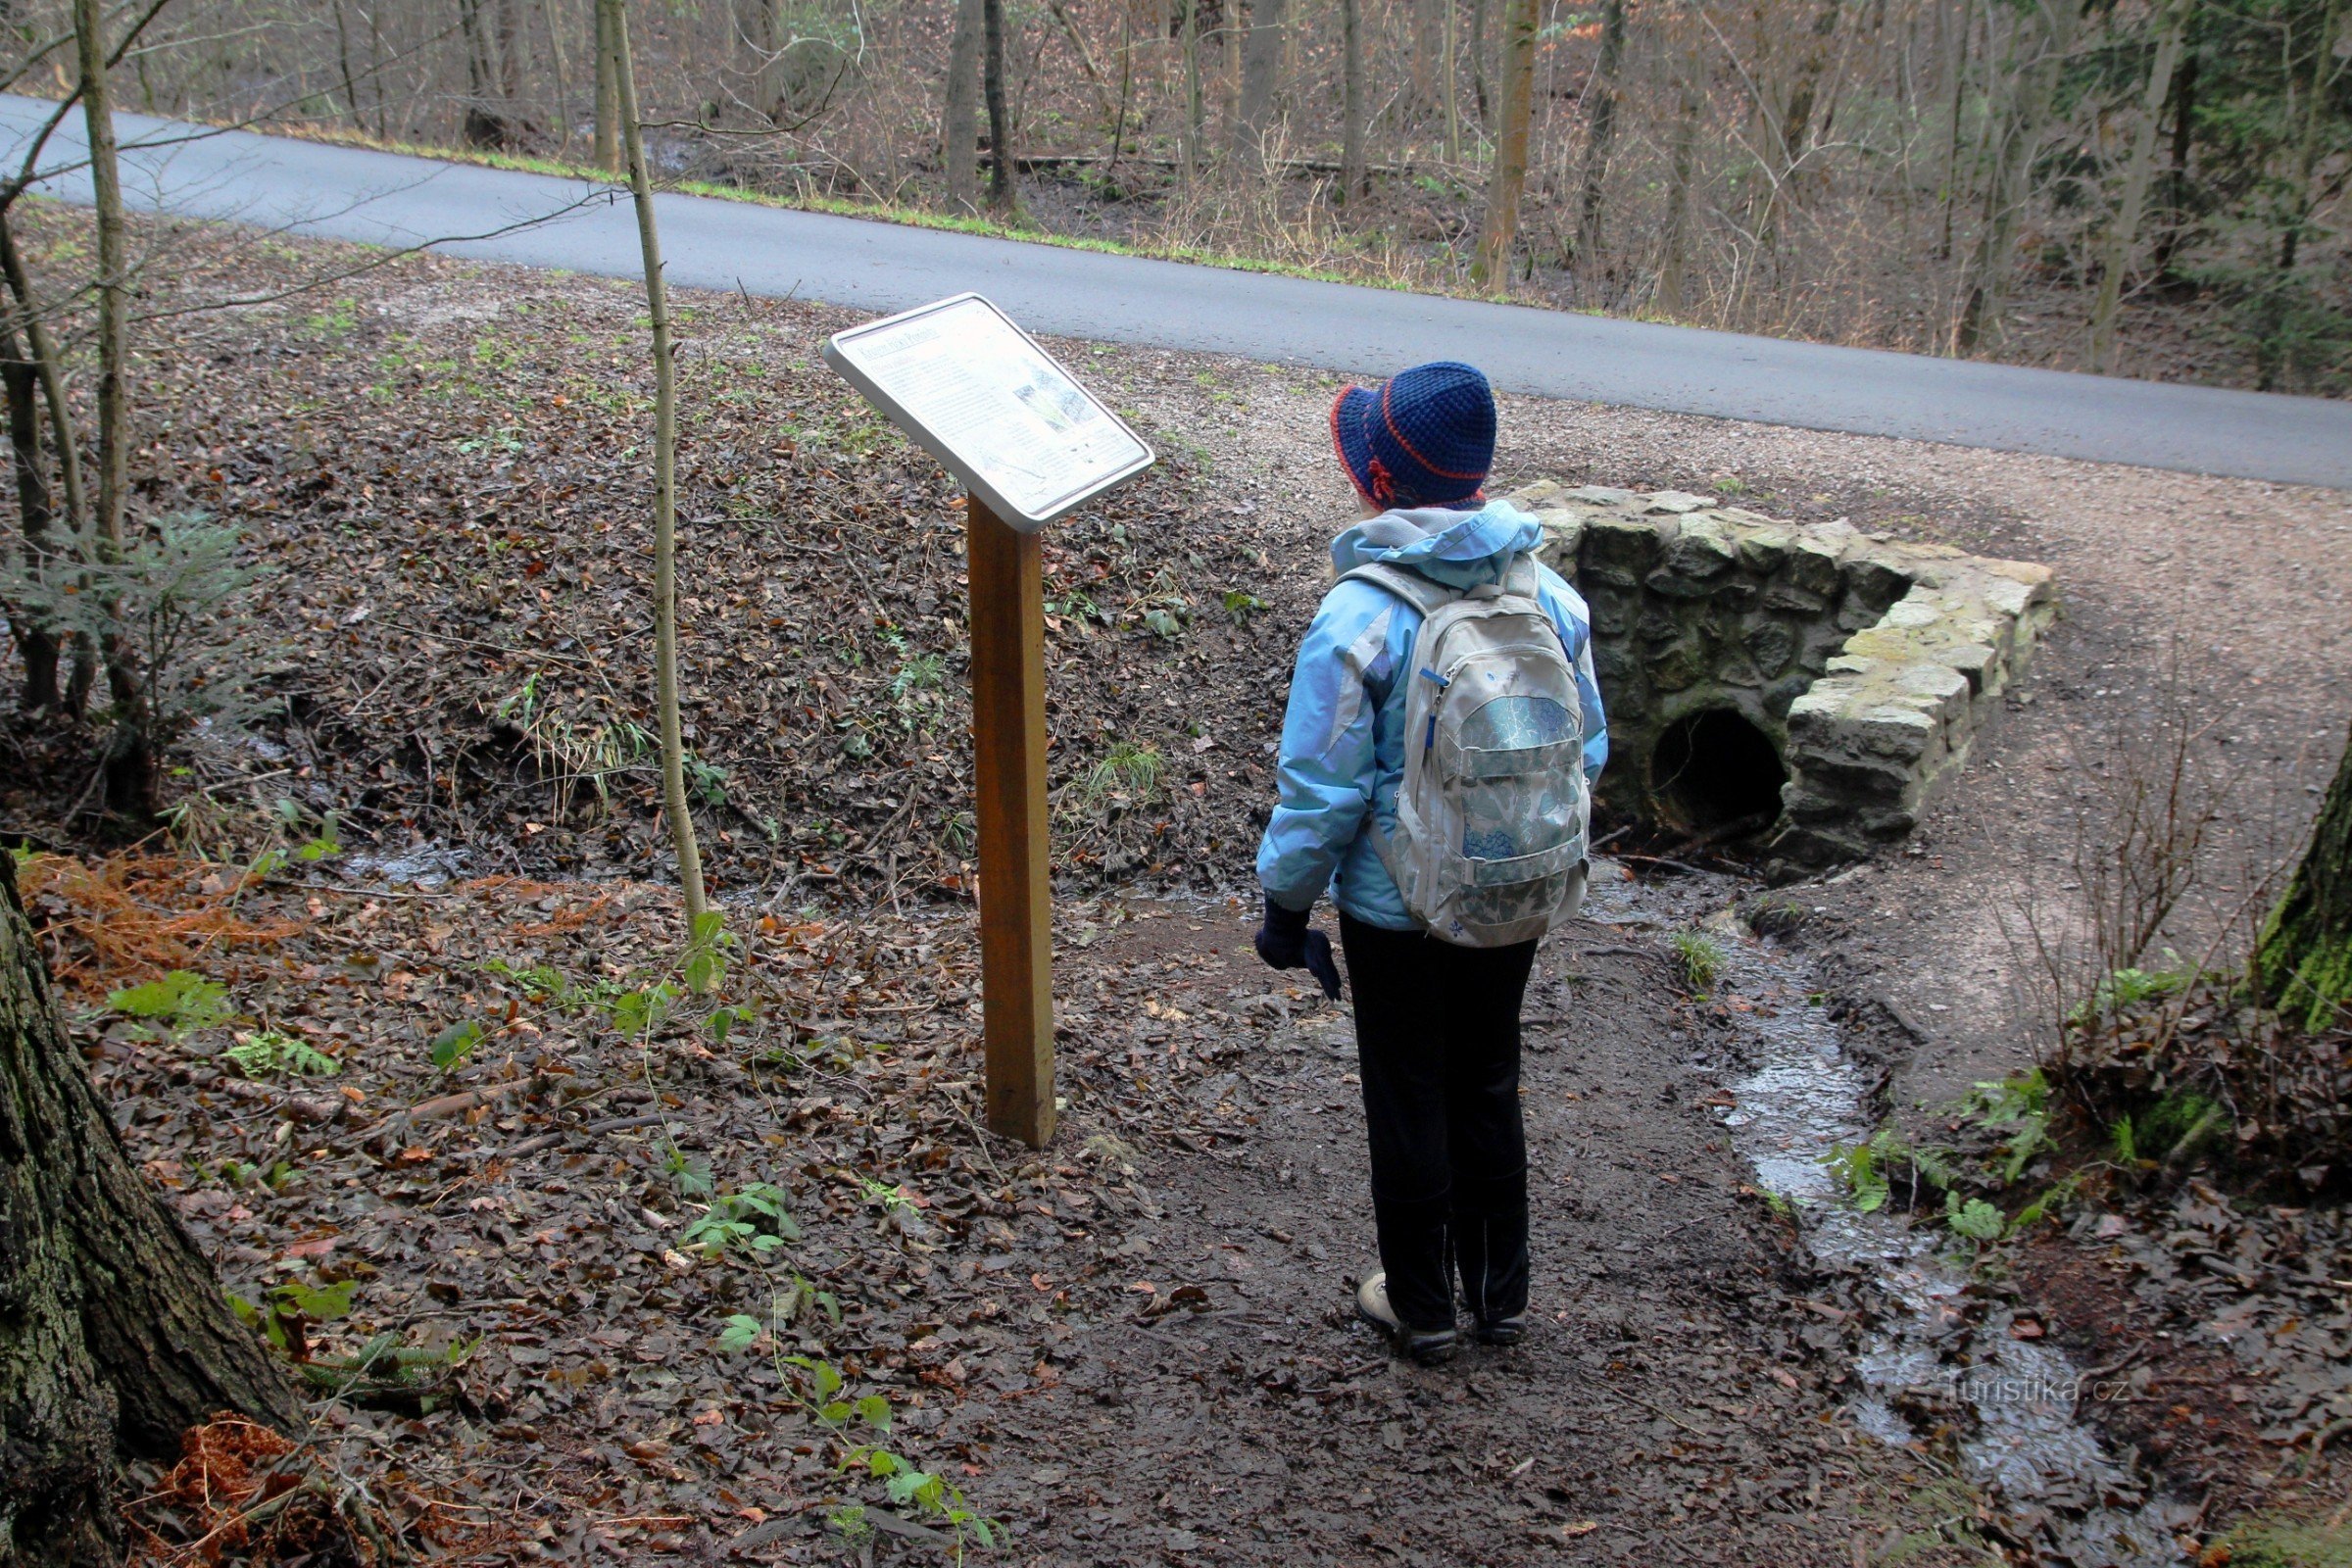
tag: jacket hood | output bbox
[1328,500,1544,590]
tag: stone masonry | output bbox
[1503,482,2058,870]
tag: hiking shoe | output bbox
[1355,1271,1456,1364]
[1475,1314,1527,1348]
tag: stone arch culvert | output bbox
[1502,482,2058,877]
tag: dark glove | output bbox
[1254,897,1343,1001]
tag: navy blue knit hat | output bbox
[1329,361,1495,510]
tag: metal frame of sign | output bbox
[821,292,1154,532]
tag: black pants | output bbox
[1337,912,1536,1334]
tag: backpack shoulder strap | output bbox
[1500,554,1542,600]
[1339,561,1457,618]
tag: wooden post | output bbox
[965,497,1056,1147]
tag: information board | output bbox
[822,294,1153,530]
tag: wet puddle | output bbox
[335,841,471,888]
[1587,860,2190,1567]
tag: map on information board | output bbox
[822,294,1154,530]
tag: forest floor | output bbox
[5,207,2352,1563]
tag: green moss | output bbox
[2256,730,2352,1034]
[2220,1513,2352,1568]
[2257,899,2351,1034]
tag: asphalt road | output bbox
[6,93,2347,488]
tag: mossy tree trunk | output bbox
[1471,0,1535,285]
[0,858,304,1563]
[943,0,984,209]
[982,0,1018,213]
[2257,723,2352,1033]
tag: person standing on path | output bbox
[1250,363,1607,1363]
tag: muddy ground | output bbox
[5,206,2351,1561]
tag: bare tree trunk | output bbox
[494,0,525,104]
[1441,0,1459,162]
[610,0,711,941]
[1180,0,1204,175]
[1233,0,1287,168]
[331,0,363,125]
[0,858,307,1563]
[457,0,508,146]
[1340,0,1365,198]
[1468,0,1490,130]
[74,0,151,813]
[3,324,60,710]
[1473,0,1535,285]
[2258,721,2352,1033]
[944,0,984,206]
[1044,0,1117,129]
[1780,0,1844,180]
[751,0,792,123]
[1111,0,1137,164]
[540,0,571,148]
[1658,35,1703,317]
[0,211,89,719]
[1409,0,1437,112]
[592,0,619,172]
[2086,0,2190,373]
[1957,0,2080,354]
[1573,0,1628,266]
[1939,0,1974,262]
[2253,0,2341,390]
[983,0,1018,211]
[2151,39,2195,280]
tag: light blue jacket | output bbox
[1255,502,1608,930]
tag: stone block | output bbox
[1592,644,1642,690]
[1564,484,1639,506]
[1896,663,1972,722]
[1761,582,1832,615]
[1644,490,1711,514]
[1645,566,1725,600]
[1882,593,1941,629]
[1838,589,1894,631]
[1650,638,1711,693]
[1586,589,1635,637]
[1676,514,1740,562]
[1787,754,1914,798]
[1636,606,1686,645]
[1762,673,1811,719]
[1507,479,1565,507]
[1534,513,1586,575]
[1582,514,1668,577]
[1940,641,1999,693]
[1842,553,1916,611]
[1981,573,2043,618]
[1737,527,1793,573]
[1786,537,1843,596]
[1745,620,1798,679]
[1788,690,1936,763]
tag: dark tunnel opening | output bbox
[1648,708,1788,839]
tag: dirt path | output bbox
[953,897,1955,1566]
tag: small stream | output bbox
[1587,861,2190,1568]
